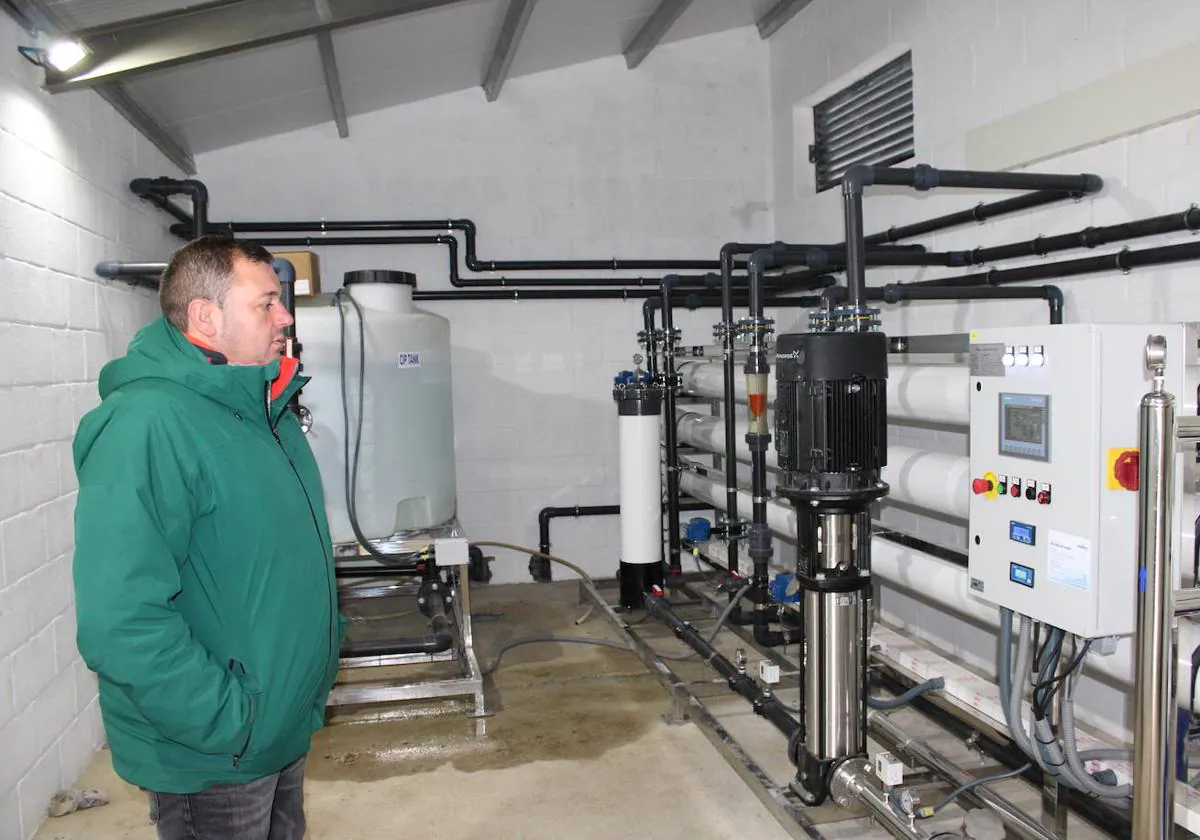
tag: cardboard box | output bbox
[271,251,321,296]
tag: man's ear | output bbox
[186,298,220,340]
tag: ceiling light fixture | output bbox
[46,39,88,72]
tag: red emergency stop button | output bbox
[972,478,993,494]
[1114,451,1139,491]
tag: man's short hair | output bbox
[159,236,276,332]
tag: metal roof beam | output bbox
[315,31,349,138]
[481,0,537,102]
[42,0,475,92]
[755,0,815,40]
[622,0,694,70]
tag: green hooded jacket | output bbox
[72,316,345,794]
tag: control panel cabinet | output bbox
[967,323,1192,638]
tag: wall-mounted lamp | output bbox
[17,37,89,73]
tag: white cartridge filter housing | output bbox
[613,373,665,609]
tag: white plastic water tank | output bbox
[294,270,457,545]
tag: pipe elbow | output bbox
[1080,173,1104,195]
[747,248,775,274]
[181,179,209,203]
[841,164,875,195]
[661,274,682,293]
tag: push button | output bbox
[972,478,993,494]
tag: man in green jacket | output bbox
[72,236,344,839]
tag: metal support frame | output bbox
[482,0,538,102]
[756,0,815,40]
[580,577,821,840]
[41,0,473,91]
[315,30,349,139]
[623,0,695,70]
[327,522,486,736]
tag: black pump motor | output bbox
[774,331,889,503]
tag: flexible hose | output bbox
[867,677,945,710]
[335,289,426,567]
[480,635,634,677]
[1059,649,1134,802]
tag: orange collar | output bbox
[187,332,298,401]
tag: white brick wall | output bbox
[0,12,177,838]
[196,27,773,585]
[771,0,1200,740]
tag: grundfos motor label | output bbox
[397,352,421,369]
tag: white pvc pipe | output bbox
[678,468,1200,709]
[679,470,797,540]
[619,414,661,565]
[883,446,971,520]
[676,411,969,520]
[677,360,969,426]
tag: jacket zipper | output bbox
[264,385,337,682]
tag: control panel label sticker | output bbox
[1047,530,1092,591]
[970,343,1007,377]
[397,352,421,369]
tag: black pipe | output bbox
[914,237,1200,288]
[142,194,196,230]
[334,564,422,578]
[339,590,452,656]
[863,190,1081,246]
[216,217,721,272]
[855,164,1103,196]
[965,205,1200,265]
[645,591,802,750]
[661,276,685,585]
[130,177,209,238]
[843,188,869,315]
[91,261,828,306]
[782,206,1200,291]
[840,165,1102,321]
[856,283,1064,324]
[532,500,712,583]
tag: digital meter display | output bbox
[1009,520,1036,545]
[1009,562,1035,588]
[999,393,1050,461]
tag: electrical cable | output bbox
[915,763,1033,818]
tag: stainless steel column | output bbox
[1132,334,1178,839]
[803,512,864,771]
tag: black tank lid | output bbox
[343,269,416,287]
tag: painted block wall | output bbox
[0,13,181,838]
[770,0,1200,740]
[195,27,774,586]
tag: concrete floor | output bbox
[33,580,797,840]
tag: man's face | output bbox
[210,257,294,365]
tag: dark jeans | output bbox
[148,755,307,840]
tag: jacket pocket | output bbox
[228,660,260,768]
